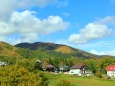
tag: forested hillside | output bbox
[15,42,100,59]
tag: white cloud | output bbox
[90,50,115,56]
[0,0,69,44]
[68,16,115,44]
[10,33,39,45]
[0,0,17,21]
[0,0,68,21]
[48,16,63,24]
[68,23,112,44]
[96,16,115,25]
[0,10,70,44]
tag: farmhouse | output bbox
[69,64,87,76]
[106,65,115,78]
[46,64,55,72]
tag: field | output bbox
[44,73,115,86]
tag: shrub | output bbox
[55,79,75,86]
[0,65,49,86]
[95,71,102,78]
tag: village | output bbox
[26,60,115,78]
[1,59,115,79]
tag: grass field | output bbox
[44,73,115,86]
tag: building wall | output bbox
[69,69,82,76]
[107,71,115,77]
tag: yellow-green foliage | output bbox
[0,42,20,57]
[55,46,73,54]
[55,79,75,86]
[95,71,102,78]
[0,65,49,86]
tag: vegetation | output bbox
[15,42,100,59]
[45,73,115,86]
[55,79,75,86]
[0,65,48,86]
[0,41,115,86]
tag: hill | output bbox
[0,41,114,61]
[15,42,99,58]
[0,42,20,57]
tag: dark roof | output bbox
[70,64,85,69]
[47,64,55,68]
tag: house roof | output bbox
[106,65,115,71]
[47,64,54,68]
[70,64,85,69]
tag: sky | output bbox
[0,0,115,56]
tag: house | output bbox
[106,65,115,78]
[69,64,87,76]
[0,61,7,67]
[46,64,55,72]
[60,66,70,72]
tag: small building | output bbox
[106,65,115,78]
[46,64,55,72]
[60,66,70,72]
[69,64,87,76]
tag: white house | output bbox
[69,64,87,76]
[106,65,115,78]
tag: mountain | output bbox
[0,41,114,60]
[15,42,99,58]
[0,42,20,57]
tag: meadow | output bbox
[44,73,115,86]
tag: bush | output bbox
[95,71,102,78]
[55,79,75,86]
[0,65,49,86]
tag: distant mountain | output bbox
[15,42,100,58]
[0,41,114,60]
[15,42,62,51]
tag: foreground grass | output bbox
[44,73,115,86]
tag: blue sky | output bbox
[0,0,115,56]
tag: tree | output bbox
[85,60,97,74]
[99,57,113,74]
[0,65,49,86]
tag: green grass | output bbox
[44,73,115,86]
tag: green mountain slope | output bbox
[0,42,20,57]
[0,41,114,61]
[15,42,99,58]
